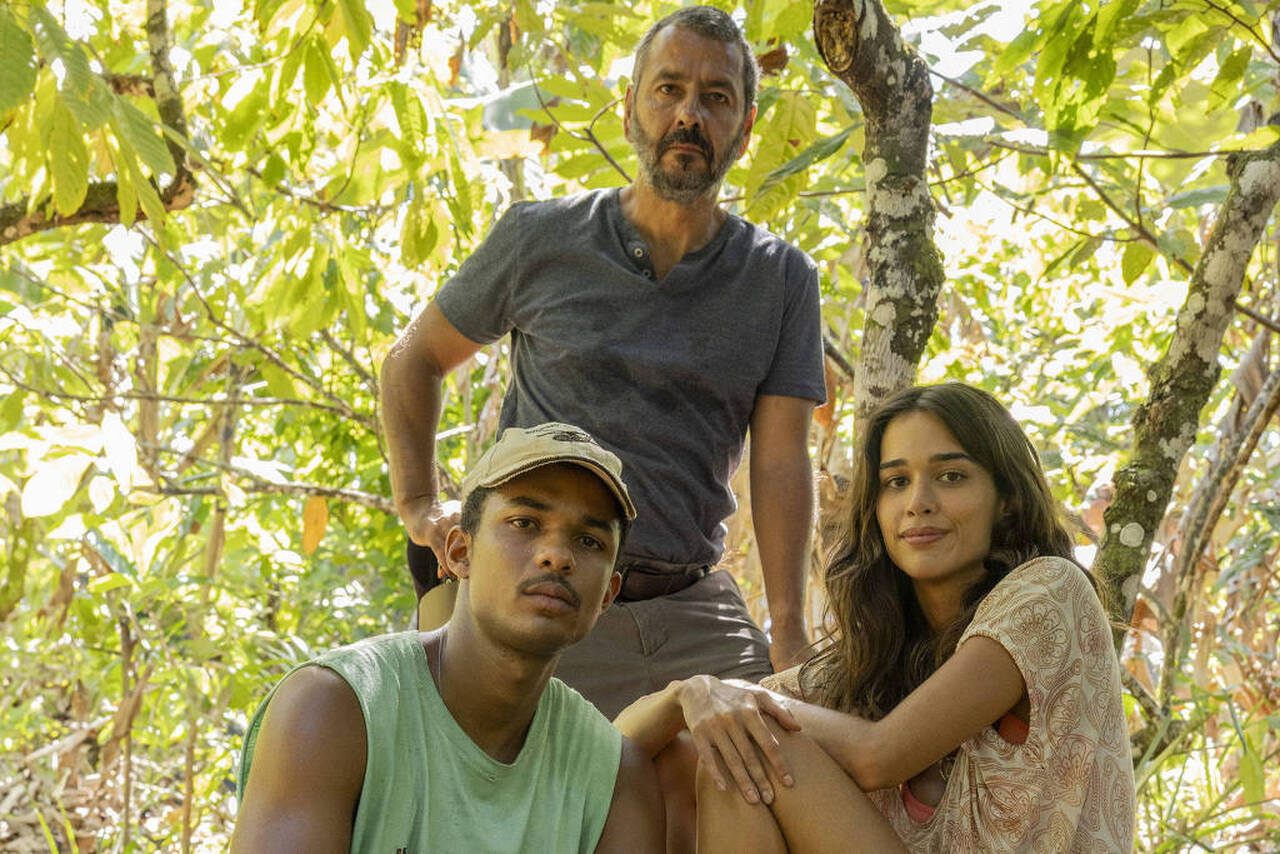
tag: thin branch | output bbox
[530,82,631,183]
[929,70,1026,124]
[985,139,1250,162]
[321,329,376,390]
[823,335,855,383]
[1236,301,1280,334]
[1200,0,1280,65]
[0,369,367,421]
[972,177,1120,241]
[145,480,393,513]
[144,234,377,430]
[1072,164,1196,274]
[244,166,391,217]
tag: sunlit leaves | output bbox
[744,90,816,218]
[0,5,37,114]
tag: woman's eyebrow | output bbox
[879,451,972,469]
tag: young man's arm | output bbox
[231,667,367,852]
[380,302,483,565]
[748,393,816,670]
[593,736,665,853]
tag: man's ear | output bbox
[443,527,472,579]
[599,569,622,614]
[735,104,757,159]
[622,85,633,137]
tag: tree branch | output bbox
[814,0,945,426]
[0,0,196,246]
[530,82,631,183]
[1094,139,1280,644]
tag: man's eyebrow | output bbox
[651,68,736,92]
[507,495,552,512]
[580,514,615,535]
[879,452,972,470]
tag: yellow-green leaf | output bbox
[113,99,175,176]
[1121,242,1155,285]
[0,5,38,113]
[49,98,89,216]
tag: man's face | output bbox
[626,25,755,204]
[446,464,623,657]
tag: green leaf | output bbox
[30,6,91,96]
[0,6,38,113]
[304,38,332,105]
[112,138,139,227]
[1209,45,1252,112]
[1093,0,1139,49]
[1121,242,1155,284]
[1166,185,1227,209]
[770,1,812,41]
[88,572,135,595]
[337,0,372,61]
[49,98,90,216]
[113,99,176,175]
[754,124,856,200]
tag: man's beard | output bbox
[629,119,745,205]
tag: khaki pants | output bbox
[553,569,772,720]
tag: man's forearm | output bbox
[380,336,444,515]
[749,447,813,637]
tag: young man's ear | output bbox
[598,570,622,615]
[443,527,472,579]
[622,85,633,137]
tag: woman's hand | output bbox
[671,675,801,805]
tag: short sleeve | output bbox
[959,557,1114,749]
[757,251,825,403]
[434,203,524,345]
[760,665,803,699]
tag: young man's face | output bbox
[446,464,623,657]
[625,25,755,204]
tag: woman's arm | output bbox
[614,675,800,804]
[791,635,1026,790]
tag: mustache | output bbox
[658,127,713,162]
[517,574,581,608]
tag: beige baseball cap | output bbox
[460,423,636,520]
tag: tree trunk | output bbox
[1094,140,1280,642]
[813,0,945,425]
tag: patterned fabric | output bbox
[765,557,1136,852]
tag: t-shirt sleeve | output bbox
[757,250,826,403]
[433,203,524,345]
[959,556,1115,749]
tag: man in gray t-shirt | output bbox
[381,7,825,718]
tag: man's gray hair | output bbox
[632,6,759,116]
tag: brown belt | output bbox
[616,559,711,602]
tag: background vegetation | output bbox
[0,0,1277,849]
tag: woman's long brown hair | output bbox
[801,383,1078,717]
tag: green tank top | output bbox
[238,631,622,853]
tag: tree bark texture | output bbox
[1095,140,1280,641]
[813,0,945,425]
[0,0,194,246]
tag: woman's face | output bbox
[875,410,1004,619]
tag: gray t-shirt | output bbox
[436,188,825,566]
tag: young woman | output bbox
[616,383,1136,852]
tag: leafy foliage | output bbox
[1,0,1278,849]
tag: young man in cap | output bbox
[232,423,663,853]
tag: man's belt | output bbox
[615,559,711,602]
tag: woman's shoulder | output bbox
[984,555,1097,609]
